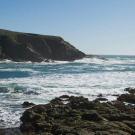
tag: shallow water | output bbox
[0,55,135,128]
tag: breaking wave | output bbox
[0,55,135,128]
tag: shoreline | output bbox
[0,87,135,135]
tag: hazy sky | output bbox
[0,0,135,55]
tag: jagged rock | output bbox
[124,87,135,94]
[22,101,35,108]
[117,94,135,104]
[20,95,135,135]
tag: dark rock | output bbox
[112,94,120,96]
[23,90,39,95]
[22,101,35,108]
[112,101,134,112]
[124,87,135,94]
[95,97,108,102]
[95,130,132,135]
[44,59,50,62]
[123,121,135,130]
[20,95,135,134]
[67,96,94,109]
[54,126,92,135]
[0,128,23,135]
[0,29,85,62]
[102,113,135,121]
[117,93,135,104]
[50,97,63,105]
[59,95,70,99]
[97,94,103,97]
[81,111,104,121]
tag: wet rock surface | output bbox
[22,101,35,108]
[117,87,135,104]
[124,87,135,94]
[19,91,135,135]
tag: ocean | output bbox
[0,55,135,128]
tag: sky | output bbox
[0,0,135,55]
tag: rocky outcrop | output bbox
[117,87,135,104]
[1,88,135,135]
[0,29,85,62]
[22,101,35,108]
[20,92,135,135]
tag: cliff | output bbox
[0,29,85,62]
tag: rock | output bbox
[44,59,50,62]
[102,113,135,121]
[95,97,108,102]
[54,126,92,135]
[0,128,23,135]
[95,130,132,135]
[22,101,35,108]
[81,111,104,121]
[23,90,39,95]
[112,94,119,96]
[117,94,135,104]
[67,96,94,109]
[50,97,63,105]
[59,95,70,99]
[0,29,85,62]
[123,121,135,130]
[124,87,135,94]
[20,95,135,134]
[97,94,103,97]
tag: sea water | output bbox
[0,55,135,128]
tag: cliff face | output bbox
[0,29,85,62]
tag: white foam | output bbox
[75,57,135,65]
[0,56,135,65]
[0,106,23,128]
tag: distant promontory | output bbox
[0,29,85,62]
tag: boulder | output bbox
[117,94,135,104]
[22,101,35,108]
[124,87,135,94]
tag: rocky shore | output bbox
[0,87,135,135]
